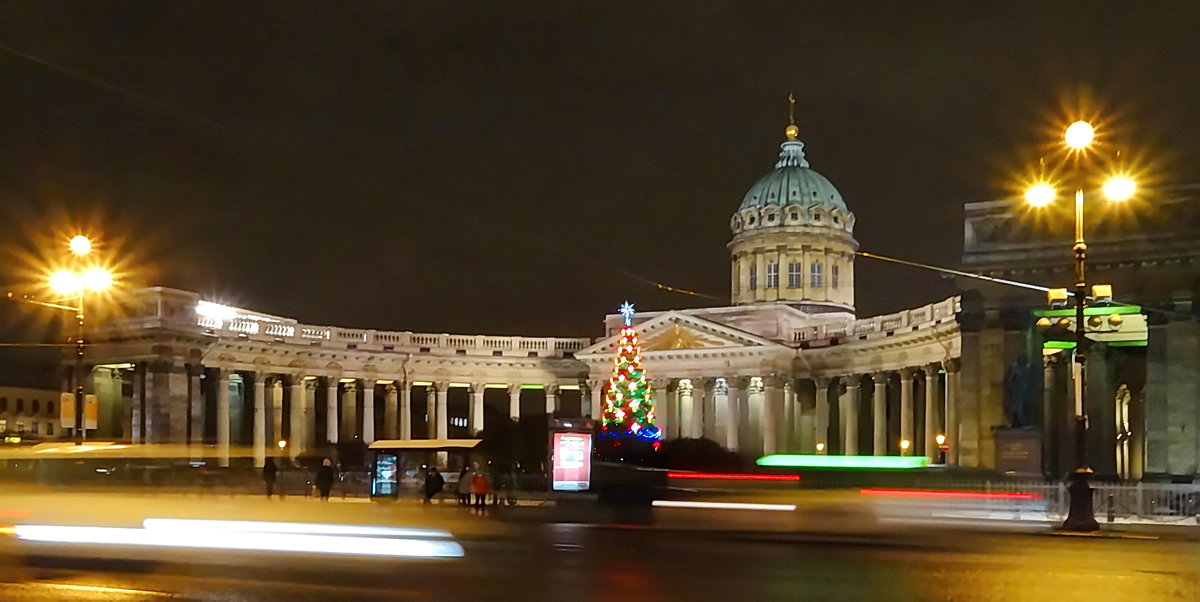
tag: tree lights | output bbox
[600,301,661,442]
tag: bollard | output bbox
[1107,493,1115,523]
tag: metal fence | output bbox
[956,480,1200,522]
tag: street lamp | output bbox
[46,235,114,445]
[1023,119,1137,532]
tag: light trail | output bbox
[142,518,452,539]
[15,524,465,558]
[652,500,797,512]
[859,488,1041,500]
[666,471,801,481]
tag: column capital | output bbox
[898,367,918,380]
[872,370,889,382]
[544,384,559,395]
[726,376,750,389]
[384,382,398,394]
[185,364,204,378]
[652,377,674,390]
[813,376,832,388]
[508,384,522,395]
[761,375,786,389]
[842,376,860,390]
[944,358,962,373]
[303,378,318,391]
[924,362,942,375]
[342,380,358,393]
[431,381,449,393]
[469,382,486,394]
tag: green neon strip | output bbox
[1043,341,1077,349]
[1108,340,1148,347]
[1033,305,1141,318]
[520,384,545,390]
[755,454,929,470]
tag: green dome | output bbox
[738,140,847,213]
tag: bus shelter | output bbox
[367,439,482,499]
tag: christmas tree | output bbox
[601,301,661,441]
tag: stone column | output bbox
[399,381,412,440]
[384,382,399,440]
[945,359,961,465]
[652,381,672,436]
[588,380,603,420]
[216,369,230,467]
[187,365,203,445]
[252,374,266,468]
[148,360,186,444]
[814,378,830,454]
[435,383,449,439]
[325,380,339,444]
[691,380,706,439]
[762,376,784,455]
[271,379,284,446]
[725,377,742,451]
[131,363,145,444]
[872,371,887,456]
[469,384,485,434]
[545,385,558,415]
[782,381,795,452]
[841,376,859,455]
[924,364,939,461]
[340,381,358,441]
[289,378,309,461]
[362,381,375,444]
[508,385,521,421]
[899,368,915,456]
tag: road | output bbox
[1,522,1198,600]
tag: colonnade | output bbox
[123,363,591,468]
[642,360,961,462]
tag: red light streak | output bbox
[667,471,800,482]
[859,489,1040,500]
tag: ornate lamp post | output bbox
[46,235,114,444]
[1024,120,1136,532]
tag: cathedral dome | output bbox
[738,140,848,215]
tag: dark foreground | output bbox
[0,524,1197,601]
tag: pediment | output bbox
[578,311,779,358]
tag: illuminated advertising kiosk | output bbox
[549,418,594,492]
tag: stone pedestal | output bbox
[994,427,1043,477]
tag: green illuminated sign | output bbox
[1033,304,1141,318]
[755,454,929,470]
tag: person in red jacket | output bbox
[470,471,491,510]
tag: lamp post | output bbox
[1024,120,1135,532]
[47,236,114,445]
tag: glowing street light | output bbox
[49,271,83,295]
[80,267,113,292]
[69,235,93,256]
[1103,176,1136,201]
[1025,183,1056,207]
[1064,120,1095,150]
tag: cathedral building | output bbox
[77,115,1195,483]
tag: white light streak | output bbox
[142,518,452,539]
[651,500,797,512]
[16,524,464,559]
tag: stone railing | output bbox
[98,287,591,358]
[792,296,959,344]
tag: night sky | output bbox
[3,2,1200,347]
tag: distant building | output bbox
[0,386,61,439]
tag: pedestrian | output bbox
[262,457,278,498]
[457,466,473,506]
[471,470,491,510]
[424,466,444,504]
[315,458,335,501]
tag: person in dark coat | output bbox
[262,457,278,498]
[423,467,444,503]
[315,458,335,501]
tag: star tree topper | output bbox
[619,301,636,326]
